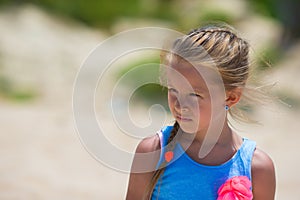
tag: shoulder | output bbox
[130,134,161,173]
[252,147,275,177]
[126,134,161,200]
[135,134,161,154]
[251,147,276,200]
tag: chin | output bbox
[178,123,199,134]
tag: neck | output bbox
[179,122,235,153]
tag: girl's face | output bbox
[167,60,226,135]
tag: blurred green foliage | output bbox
[117,57,161,79]
[0,75,11,95]
[251,0,300,42]
[0,0,178,29]
[0,75,36,102]
[251,0,278,18]
[131,84,169,111]
[197,9,235,25]
[0,0,291,106]
[255,45,282,71]
[0,0,240,30]
[0,0,292,30]
[117,56,169,111]
[32,0,141,28]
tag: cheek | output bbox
[191,99,211,119]
[168,93,176,109]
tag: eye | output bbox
[168,87,178,93]
[190,93,202,98]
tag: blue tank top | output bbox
[151,126,256,200]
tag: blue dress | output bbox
[151,126,256,200]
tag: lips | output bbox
[176,115,192,122]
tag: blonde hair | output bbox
[145,24,267,199]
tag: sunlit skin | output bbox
[126,61,276,200]
[167,59,226,139]
[166,59,244,165]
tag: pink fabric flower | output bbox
[217,176,253,200]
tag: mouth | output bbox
[176,115,192,122]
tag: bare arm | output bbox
[251,148,276,200]
[126,135,161,200]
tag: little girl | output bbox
[126,24,276,200]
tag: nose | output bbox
[174,96,189,113]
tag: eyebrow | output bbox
[191,88,205,93]
[167,84,206,93]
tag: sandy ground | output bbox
[0,4,300,200]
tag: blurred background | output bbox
[0,0,300,199]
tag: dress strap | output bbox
[240,138,256,180]
[155,126,173,169]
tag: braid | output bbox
[144,121,180,200]
[188,25,237,36]
[188,26,240,48]
[166,121,180,150]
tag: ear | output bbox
[225,88,242,107]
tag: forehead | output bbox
[166,60,218,90]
